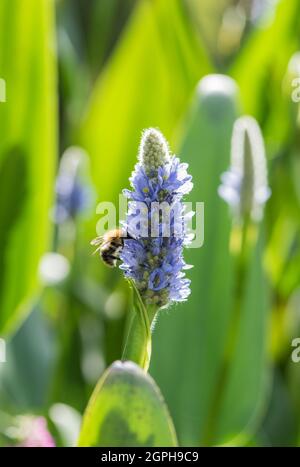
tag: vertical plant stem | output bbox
[122,280,157,371]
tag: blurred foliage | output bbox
[151,76,270,446]
[79,0,211,209]
[0,0,300,448]
[0,0,57,336]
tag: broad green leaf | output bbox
[258,370,298,447]
[150,74,237,445]
[77,360,177,447]
[0,309,56,410]
[264,147,300,307]
[151,74,269,446]
[79,0,211,210]
[214,228,270,444]
[0,0,57,335]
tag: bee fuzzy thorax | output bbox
[103,228,124,241]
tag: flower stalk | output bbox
[121,280,157,371]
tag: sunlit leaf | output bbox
[151,74,269,446]
[151,74,237,445]
[214,228,270,444]
[79,0,211,210]
[77,360,177,447]
[0,0,57,335]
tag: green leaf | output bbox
[214,228,270,444]
[0,0,57,335]
[258,370,298,447]
[0,309,56,410]
[151,75,269,445]
[150,75,237,445]
[77,360,177,447]
[79,0,211,210]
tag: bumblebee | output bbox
[91,228,126,267]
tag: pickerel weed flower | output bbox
[218,116,271,222]
[120,128,193,308]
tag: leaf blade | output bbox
[0,0,57,335]
[78,360,178,447]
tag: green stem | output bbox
[121,280,157,371]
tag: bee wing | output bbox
[90,236,103,254]
[90,236,103,245]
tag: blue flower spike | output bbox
[120,128,193,309]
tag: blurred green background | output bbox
[0,0,300,447]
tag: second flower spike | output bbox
[218,116,271,223]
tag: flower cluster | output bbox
[218,116,271,222]
[120,128,193,308]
